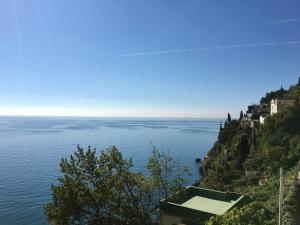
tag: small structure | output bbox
[240,116,250,125]
[270,99,294,115]
[243,103,269,126]
[259,114,267,124]
[250,119,259,128]
[246,105,258,118]
[159,186,252,225]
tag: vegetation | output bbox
[239,111,243,120]
[44,146,189,225]
[201,80,300,224]
[260,86,287,105]
[205,202,276,225]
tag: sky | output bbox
[0,0,299,118]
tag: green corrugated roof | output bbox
[181,196,237,215]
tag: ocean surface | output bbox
[0,116,220,225]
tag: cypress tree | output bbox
[236,135,250,170]
[227,113,232,123]
[239,111,243,120]
[298,77,300,86]
[253,127,257,148]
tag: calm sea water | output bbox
[0,116,219,225]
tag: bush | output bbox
[205,202,276,225]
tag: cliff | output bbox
[200,80,300,224]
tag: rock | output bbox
[195,158,202,163]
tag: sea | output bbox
[0,116,220,225]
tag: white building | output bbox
[259,115,267,124]
[270,99,294,115]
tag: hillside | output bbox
[200,80,300,224]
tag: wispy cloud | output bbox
[270,17,300,24]
[120,41,300,57]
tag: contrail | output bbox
[120,41,300,57]
[270,17,300,24]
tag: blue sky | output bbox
[0,0,299,117]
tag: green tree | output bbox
[147,147,190,203]
[44,145,153,225]
[236,134,250,170]
[239,111,243,120]
[205,202,275,225]
[260,88,287,104]
[44,145,189,225]
[227,113,232,123]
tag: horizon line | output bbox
[0,114,226,119]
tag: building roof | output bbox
[181,195,239,215]
[160,186,252,224]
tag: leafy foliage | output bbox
[282,162,300,225]
[260,87,287,104]
[205,202,276,225]
[147,148,190,203]
[44,145,189,225]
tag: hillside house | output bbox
[270,99,295,115]
[246,105,258,118]
[159,186,253,225]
